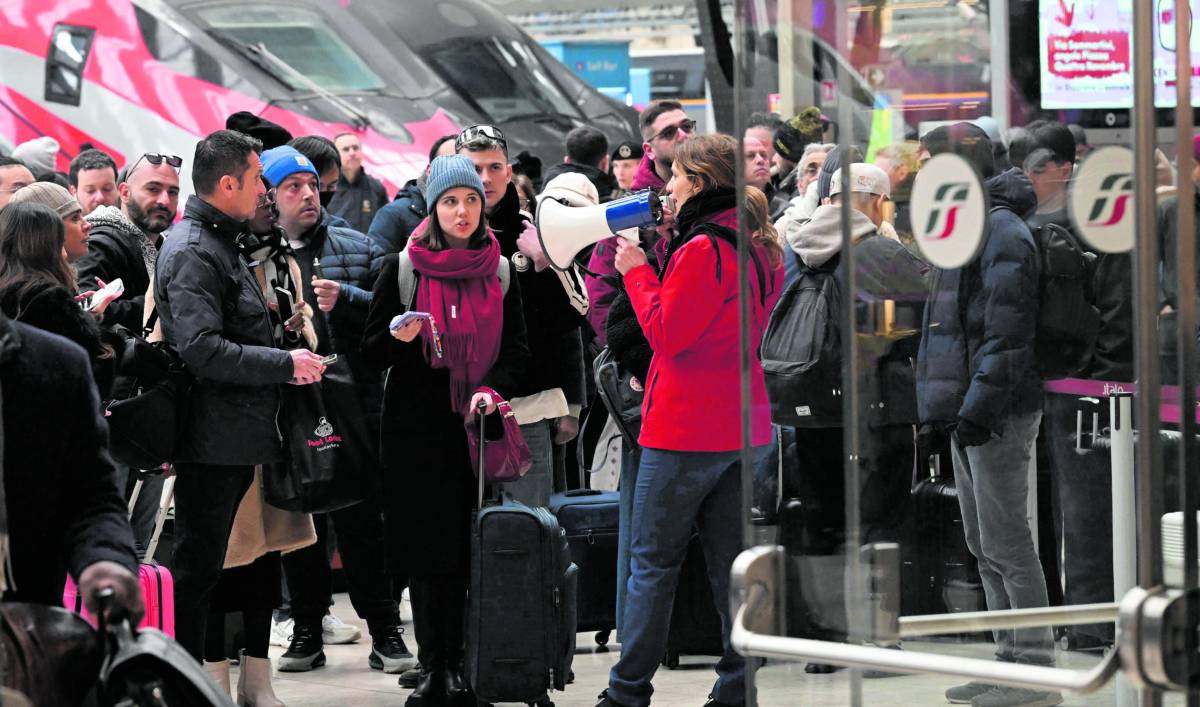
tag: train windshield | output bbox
[198,5,385,93]
[421,36,581,124]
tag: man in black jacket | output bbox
[541,125,617,202]
[155,130,327,660]
[457,125,586,507]
[368,135,457,255]
[329,133,388,233]
[0,313,142,621]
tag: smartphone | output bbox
[321,354,338,366]
[274,286,296,318]
[85,278,124,311]
[389,311,431,331]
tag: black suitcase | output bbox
[549,485,618,649]
[465,406,578,707]
[661,532,725,669]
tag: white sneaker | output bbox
[321,613,362,645]
[269,617,293,648]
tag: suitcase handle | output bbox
[477,399,487,510]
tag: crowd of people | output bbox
[0,89,1182,707]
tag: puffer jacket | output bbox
[368,178,426,255]
[917,168,1042,432]
[626,206,783,452]
[77,206,158,333]
[328,168,388,234]
[155,196,294,465]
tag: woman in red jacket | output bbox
[596,134,783,707]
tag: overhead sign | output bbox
[910,153,987,269]
[1068,145,1135,254]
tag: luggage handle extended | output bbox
[477,399,487,510]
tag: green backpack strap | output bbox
[398,251,510,311]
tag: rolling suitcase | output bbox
[549,466,618,650]
[466,404,577,707]
[64,474,176,636]
[661,532,725,669]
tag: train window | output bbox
[422,37,581,124]
[198,6,385,93]
[45,24,95,106]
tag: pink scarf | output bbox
[407,222,504,413]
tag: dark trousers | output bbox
[172,463,254,661]
[409,573,468,672]
[282,495,399,639]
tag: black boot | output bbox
[404,668,445,707]
[444,668,472,707]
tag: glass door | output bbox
[729,1,1200,705]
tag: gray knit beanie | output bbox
[425,155,485,212]
[10,137,59,175]
[9,182,81,219]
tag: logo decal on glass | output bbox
[910,154,987,269]
[1069,146,1135,254]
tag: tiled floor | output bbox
[227,594,1166,706]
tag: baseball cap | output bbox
[829,163,891,198]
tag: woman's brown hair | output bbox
[673,134,784,267]
[0,201,76,300]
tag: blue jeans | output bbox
[608,447,750,707]
[501,419,554,507]
[951,410,1054,666]
[615,443,642,641]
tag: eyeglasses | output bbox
[127,152,183,177]
[650,119,697,143]
[455,125,507,152]
[258,188,277,209]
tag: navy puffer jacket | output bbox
[917,168,1042,432]
[367,179,426,255]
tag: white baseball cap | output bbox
[829,163,891,199]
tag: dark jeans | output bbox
[1045,394,1115,642]
[172,463,254,661]
[409,573,468,671]
[282,495,399,639]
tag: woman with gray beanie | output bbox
[361,155,530,707]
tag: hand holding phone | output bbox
[389,311,431,331]
[85,278,124,313]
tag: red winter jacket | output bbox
[625,208,783,452]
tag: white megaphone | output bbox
[536,190,665,271]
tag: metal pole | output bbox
[989,0,1011,132]
[1111,393,1139,707]
[1132,0,1163,704]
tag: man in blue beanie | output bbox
[259,145,411,676]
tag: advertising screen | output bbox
[1039,0,1200,109]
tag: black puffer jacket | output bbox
[604,247,659,382]
[155,196,294,465]
[76,206,157,333]
[542,162,617,202]
[917,168,1042,431]
[0,315,137,607]
[367,179,426,255]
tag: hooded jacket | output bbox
[329,168,389,234]
[155,196,294,465]
[917,168,1042,431]
[367,178,427,255]
[542,161,617,202]
[77,205,160,333]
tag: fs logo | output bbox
[1085,173,1133,227]
[921,182,971,241]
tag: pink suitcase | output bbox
[63,476,176,635]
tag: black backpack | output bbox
[1030,220,1100,378]
[761,255,843,428]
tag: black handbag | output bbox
[103,310,191,469]
[593,347,643,447]
[262,358,369,513]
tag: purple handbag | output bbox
[465,386,532,483]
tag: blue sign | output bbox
[543,41,631,94]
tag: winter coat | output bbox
[490,183,587,411]
[361,253,530,575]
[585,154,669,345]
[77,206,158,333]
[0,315,137,607]
[917,168,1042,432]
[542,162,618,202]
[368,179,426,255]
[626,207,783,452]
[0,280,115,396]
[329,169,389,235]
[155,196,294,466]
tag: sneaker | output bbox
[969,686,1063,707]
[369,625,417,673]
[269,617,293,648]
[276,623,326,673]
[321,612,362,645]
[398,667,423,689]
[946,682,995,704]
[595,690,632,707]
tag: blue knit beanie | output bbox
[261,146,319,188]
[426,155,485,212]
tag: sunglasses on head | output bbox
[455,125,507,152]
[127,152,183,176]
[651,119,697,142]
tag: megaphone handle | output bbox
[616,227,640,243]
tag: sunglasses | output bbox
[127,152,183,176]
[650,119,697,142]
[455,124,507,152]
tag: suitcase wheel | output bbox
[662,651,680,669]
[595,630,611,649]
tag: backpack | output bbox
[397,251,511,307]
[761,254,843,428]
[1023,217,1100,378]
